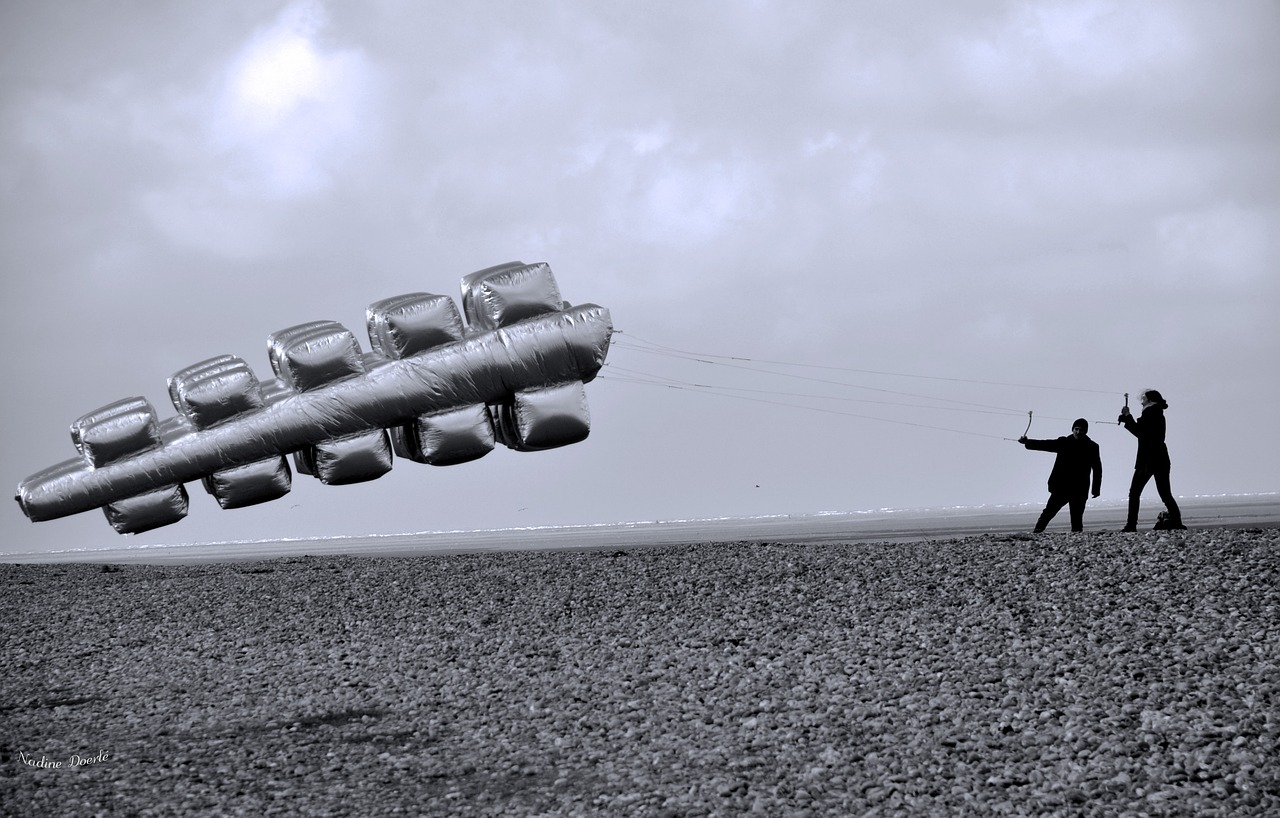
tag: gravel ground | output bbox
[2,528,1278,817]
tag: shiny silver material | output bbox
[15,263,612,533]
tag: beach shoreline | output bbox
[5,492,1277,565]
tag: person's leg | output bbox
[1035,493,1069,532]
[1126,467,1152,531]
[1068,493,1087,532]
[1153,468,1184,527]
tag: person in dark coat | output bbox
[1019,418,1102,533]
[1119,389,1185,531]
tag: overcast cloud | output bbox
[3,0,1277,555]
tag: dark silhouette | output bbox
[1020,418,1102,533]
[1119,389,1185,531]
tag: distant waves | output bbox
[6,493,1277,565]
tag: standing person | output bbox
[1119,389,1186,531]
[1019,418,1102,533]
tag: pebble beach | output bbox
[3,527,1278,817]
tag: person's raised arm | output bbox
[1119,405,1138,436]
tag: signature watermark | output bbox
[18,750,111,769]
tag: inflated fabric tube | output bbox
[103,484,189,534]
[16,264,611,530]
[367,293,465,359]
[169,355,266,430]
[203,456,292,509]
[502,381,592,451]
[462,262,563,331]
[310,429,394,485]
[19,304,610,522]
[270,321,366,392]
[411,404,496,466]
[71,397,163,467]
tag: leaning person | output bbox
[1019,418,1102,533]
[1119,389,1186,531]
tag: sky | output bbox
[2,0,1277,556]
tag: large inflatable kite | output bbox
[15,262,613,534]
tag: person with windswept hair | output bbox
[1119,389,1186,531]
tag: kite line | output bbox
[601,332,1125,443]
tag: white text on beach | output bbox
[19,750,111,769]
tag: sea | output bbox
[5,493,1277,565]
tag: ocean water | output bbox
[6,493,1277,565]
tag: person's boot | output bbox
[1122,496,1139,532]
[1032,512,1050,534]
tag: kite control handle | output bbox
[15,263,613,534]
